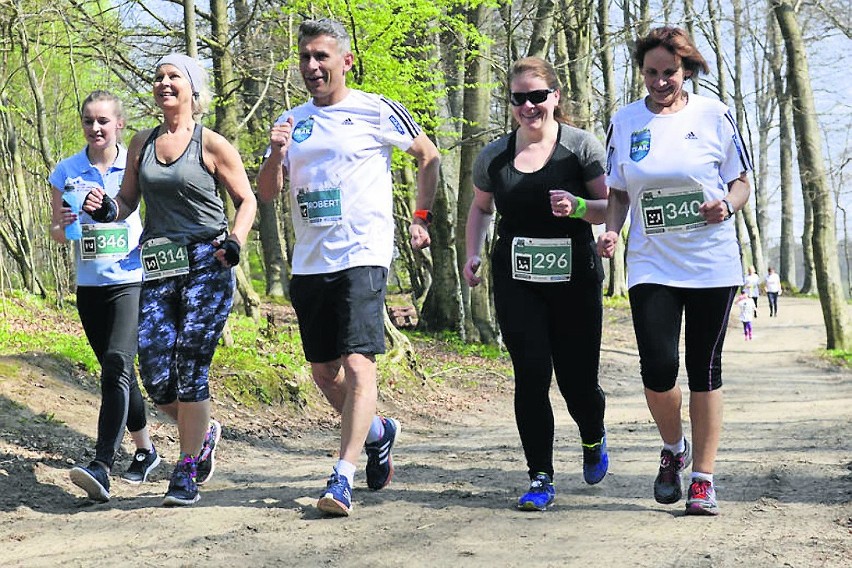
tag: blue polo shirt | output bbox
[49,146,143,286]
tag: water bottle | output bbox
[62,185,84,241]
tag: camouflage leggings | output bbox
[138,242,234,404]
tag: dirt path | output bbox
[1,297,850,567]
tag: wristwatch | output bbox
[722,198,734,220]
[413,209,433,226]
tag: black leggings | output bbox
[77,283,147,469]
[493,259,606,480]
[628,284,737,393]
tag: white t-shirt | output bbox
[765,272,781,294]
[606,94,752,288]
[737,297,755,322]
[272,90,421,275]
[743,273,761,298]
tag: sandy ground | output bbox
[0,296,850,567]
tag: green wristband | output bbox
[569,197,587,219]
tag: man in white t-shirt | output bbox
[257,18,440,517]
[764,266,782,317]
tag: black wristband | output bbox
[219,238,241,266]
[89,193,118,223]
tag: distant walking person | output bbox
[50,90,159,502]
[743,265,760,317]
[736,291,755,340]
[764,267,782,317]
[598,26,752,516]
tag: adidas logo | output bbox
[342,118,354,125]
[685,131,698,140]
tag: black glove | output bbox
[89,192,118,223]
[219,237,241,266]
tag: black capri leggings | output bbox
[628,284,737,393]
[77,282,147,469]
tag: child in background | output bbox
[737,290,755,341]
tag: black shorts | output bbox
[290,266,388,363]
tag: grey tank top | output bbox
[138,123,227,245]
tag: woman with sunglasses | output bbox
[464,57,609,511]
[597,27,751,516]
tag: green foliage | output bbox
[0,293,99,374]
[603,295,631,309]
[824,349,852,367]
[212,313,314,408]
[406,329,505,359]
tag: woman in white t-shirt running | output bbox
[597,26,752,517]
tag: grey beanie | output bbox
[156,53,203,98]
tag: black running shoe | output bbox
[653,439,692,504]
[364,417,399,490]
[162,456,200,506]
[121,446,161,484]
[70,461,111,503]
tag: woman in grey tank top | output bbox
[84,53,256,507]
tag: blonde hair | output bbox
[80,90,126,142]
[190,66,212,119]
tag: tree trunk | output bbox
[0,101,46,297]
[457,3,498,344]
[526,0,555,59]
[774,0,850,348]
[183,0,198,57]
[210,0,260,319]
[799,196,816,294]
[597,0,626,297]
[560,0,594,130]
[769,17,797,288]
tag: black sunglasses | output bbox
[510,88,556,106]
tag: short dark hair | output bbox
[633,26,709,77]
[298,18,351,53]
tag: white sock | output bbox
[691,471,713,484]
[663,437,686,455]
[364,416,384,445]
[334,459,357,487]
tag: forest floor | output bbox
[0,296,850,567]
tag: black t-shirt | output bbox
[473,123,607,279]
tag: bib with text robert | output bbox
[297,187,342,226]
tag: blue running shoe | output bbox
[517,472,555,511]
[70,461,110,503]
[162,456,200,507]
[317,470,352,516]
[582,435,609,485]
[365,417,399,490]
[196,419,221,485]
